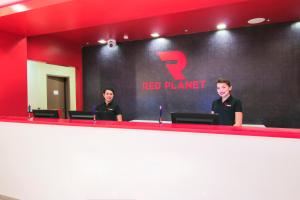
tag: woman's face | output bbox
[103,90,114,103]
[217,83,232,98]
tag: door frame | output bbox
[27,60,77,112]
[47,75,70,118]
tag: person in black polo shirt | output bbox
[96,88,123,121]
[211,78,243,126]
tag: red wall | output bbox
[27,36,83,110]
[0,31,27,116]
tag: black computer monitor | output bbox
[68,111,94,120]
[32,109,59,118]
[171,112,219,125]
[96,112,117,121]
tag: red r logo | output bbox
[157,51,187,80]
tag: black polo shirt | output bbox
[211,96,242,125]
[96,101,122,117]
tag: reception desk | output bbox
[0,116,300,200]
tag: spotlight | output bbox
[98,39,107,44]
[123,35,129,40]
[248,18,266,24]
[216,23,227,30]
[151,32,160,38]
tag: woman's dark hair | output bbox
[216,78,231,87]
[102,88,115,95]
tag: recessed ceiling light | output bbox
[0,0,24,7]
[292,21,300,29]
[216,23,227,30]
[98,39,107,44]
[248,18,266,24]
[150,32,160,38]
[11,4,28,12]
[123,35,129,40]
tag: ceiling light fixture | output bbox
[123,35,129,40]
[98,39,107,44]
[292,21,300,29]
[0,0,24,7]
[11,4,28,12]
[248,18,266,24]
[216,23,227,30]
[150,33,160,38]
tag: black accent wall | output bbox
[83,22,300,128]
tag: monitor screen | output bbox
[171,112,219,125]
[32,109,59,118]
[69,111,94,120]
[96,112,116,121]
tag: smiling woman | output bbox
[95,88,123,121]
[211,78,243,126]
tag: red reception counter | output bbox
[0,116,299,139]
[0,116,300,200]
